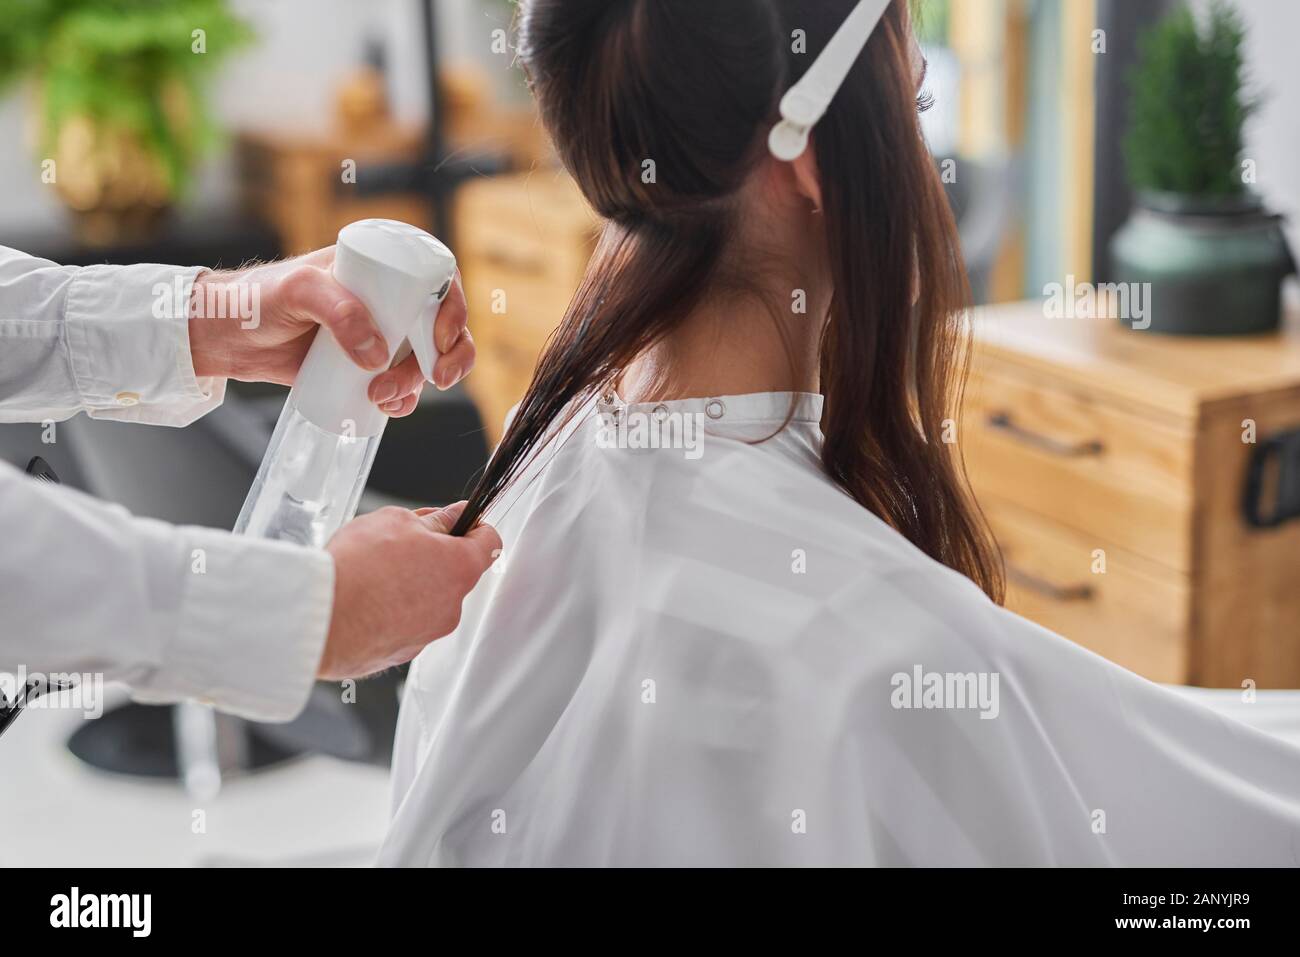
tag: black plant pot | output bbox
[1109,191,1295,336]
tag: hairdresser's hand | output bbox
[318,502,501,679]
[187,246,475,417]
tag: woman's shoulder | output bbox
[488,402,1141,718]
[513,410,987,607]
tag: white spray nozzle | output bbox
[292,220,458,440]
[409,274,454,383]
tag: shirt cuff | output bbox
[63,262,226,427]
[134,525,336,722]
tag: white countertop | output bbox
[0,687,390,867]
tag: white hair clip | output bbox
[768,0,891,162]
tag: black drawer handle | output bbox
[1007,564,1095,602]
[986,411,1104,458]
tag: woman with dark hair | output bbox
[379,0,1300,866]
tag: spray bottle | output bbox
[234,218,458,545]
[177,220,457,799]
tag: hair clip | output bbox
[768,0,891,161]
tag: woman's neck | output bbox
[617,169,833,405]
[618,265,831,404]
[617,302,811,403]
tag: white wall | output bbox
[1233,0,1300,259]
[1177,0,1300,298]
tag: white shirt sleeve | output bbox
[0,460,334,722]
[0,245,333,721]
[0,244,225,427]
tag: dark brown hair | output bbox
[452,0,1004,603]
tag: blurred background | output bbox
[1,0,1298,865]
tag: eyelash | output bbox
[915,89,935,114]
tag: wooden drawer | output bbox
[966,301,1300,688]
[463,355,515,444]
[454,172,597,445]
[461,256,570,446]
[983,497,1191,683]
[454,173,596,289]
[471,325,540,404]
[963,365,1196,572]
[459,225,575,292]
[461,258,574,352]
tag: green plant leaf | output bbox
[1123,0,1260,198]
[2,0,254,196]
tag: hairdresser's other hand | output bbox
[318,502,501,679]
[187,246,475,417]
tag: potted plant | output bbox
[1110,0,1294,335]
[0,0,252,244]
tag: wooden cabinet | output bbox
[454,173,598,444]
[237,125,434,256]
[965,301,1300,686]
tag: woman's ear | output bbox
[790,144,824,212]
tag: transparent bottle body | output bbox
[233,397,383,548]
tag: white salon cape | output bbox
[382,391,1300,866]
[0,246,332,721]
